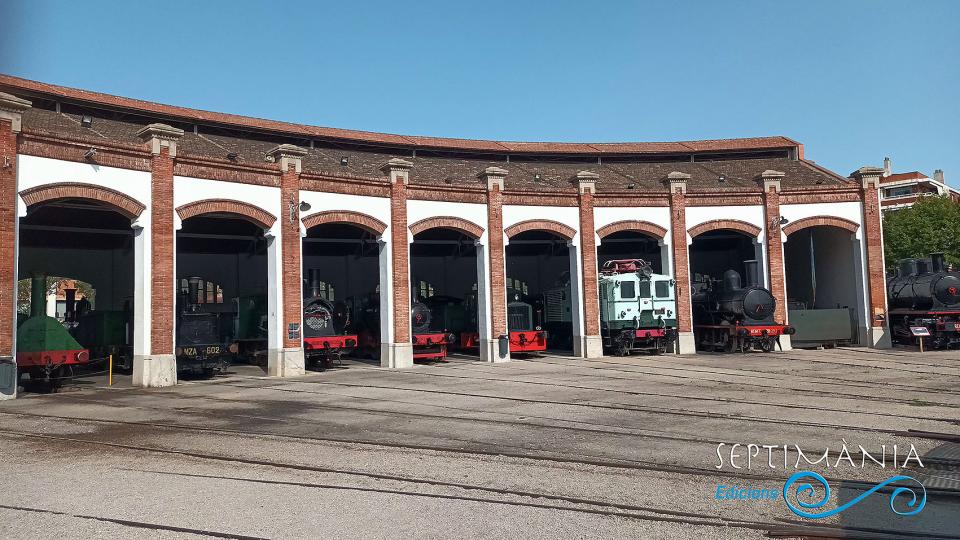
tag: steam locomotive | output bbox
[16,272,91,388]
[598,259,677,355]
[352,290,456,361]
[176,276,230,376]
[691,260,794,352]
[301,269,358,366]
[887,253,960,349]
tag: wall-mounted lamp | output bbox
[340,156,349,166]
[289,200,312,222]
[80,115,93,128]
[718,175,726,183]
[84,148,97,161]
[772,216,789,228]
[226,152,239,162]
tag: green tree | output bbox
[16,277,96,315]
[882,195,960,269]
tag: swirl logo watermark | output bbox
[713,440,928,519]
[782,471,926,518]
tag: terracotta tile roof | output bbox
[3,75,856,193]
[1,73,799,156]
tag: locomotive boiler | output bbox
[302,295,357,366]
[598,259,677,356]
[692,260,793,352]
[176,276,229,376]
[16,272,91,389]
[350,290,455,361]
[887,253,960,349]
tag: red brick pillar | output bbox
[135,123,183,387]
[576,170,603,358]
[382,158,414,368]
[853,166,891,348]
[0,92,30,399]
[480,166,509,362]
[268,144,308,375]
[667,172,696,354]
[759,170,789,331]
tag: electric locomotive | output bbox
[887,253,960,349]
[691,260,793,352]
[598,259,677,355]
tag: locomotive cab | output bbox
[598,259,678,356]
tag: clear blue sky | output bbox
[2,1,958,186]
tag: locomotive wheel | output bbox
[655,339,667,355]
[723,334,736,353]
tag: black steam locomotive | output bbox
[887,253,960,349]
[302,295,357,366]
[176,276,230,376]
[351,291,455,361]
[692,260,793,352]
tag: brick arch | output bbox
[504,219,576,240]
[19,182,145,219]
[302,210,387,236]
[782,215,859,237]
[177,199,277,229]
[596,220,667,240]
[688,219,762,239]
[409,216,484,239]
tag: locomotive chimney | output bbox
[186,276,203,305]
[743,260,759,287]
[64,288,76,321]
[916,259,930,274]
[722,269,741,291]
[899,258,919,278]
[30,272,46,318]
[931,253,946,273]
[307,269,321,298]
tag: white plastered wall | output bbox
[594,206,673,274]
[173,175,283,354]
[502,205,586,351]
[685,205,767,286]
[779,201,869,343]
[407,200,491,344]
[299,191,394,347]
[16,155,152,359]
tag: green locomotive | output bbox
[598,259,677,355]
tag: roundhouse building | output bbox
[0,75,891,396]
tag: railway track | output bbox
[513,356,960,398]
[420,361,960,409]
[0,427,954,540]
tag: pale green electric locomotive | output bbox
[598,259,677,355]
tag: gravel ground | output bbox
[0,347,957,539]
